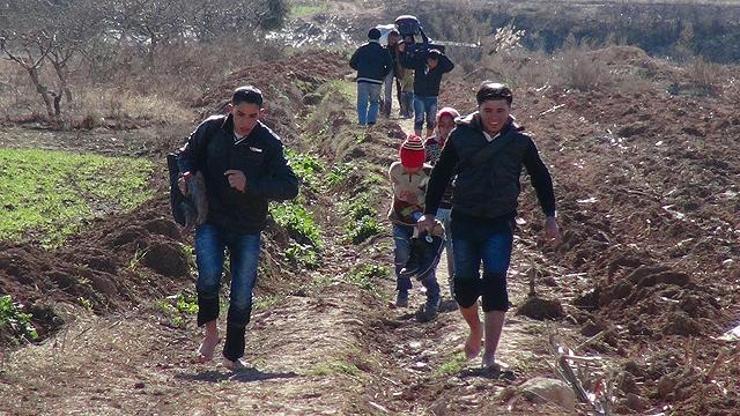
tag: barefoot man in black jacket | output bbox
[177,86,299,370]
[418,82,561,369]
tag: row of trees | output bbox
[0,0,288,120]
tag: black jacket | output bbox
[177,115,299,234]
[401,50,454,97]
[425,112,555,221]
[349,41,393,84]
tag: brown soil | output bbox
[1,27,739,416]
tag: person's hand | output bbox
[544,216,561,245]
[416,214,436,233]
[178,171,192,195]
[399,190,416,202]
[224,169,247,192]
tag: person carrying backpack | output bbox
[176,86,299,370]
[399,45,454,136]
[418,82,561,369]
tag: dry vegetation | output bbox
[1,0,739,415]
[0,0,289,128]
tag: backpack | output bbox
[167,119,220,228]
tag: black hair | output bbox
[427,49,441,59]
[368,28,381,40]
[476,81,513,106]
[232,85,263,107]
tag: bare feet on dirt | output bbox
[197,336,220,363]
[481,351,498,370]
[222,356,248,371]
[464,327,483,359]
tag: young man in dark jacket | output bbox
[399,46,454,136]
[177,86,299,370]
[418,82,561,369]
[350,28,393,126]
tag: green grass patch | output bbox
[253,295,282,311]
[434,352,467,377]
[0,295,38,344]
[289,2,329,19]
[156,292,198,328]
[316,80,356,102]
[342,194,382,244]
[346,263,389,292]
[0,148,153,246]
[285,148,324,190]
[271,201,323,248]
[325,163,353,188]
[285,242,320,269]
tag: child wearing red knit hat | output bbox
[387,134,442,319]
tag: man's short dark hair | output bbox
[427,49,441,59]
[476,81,513,106]
[232,85,263,107]
[368,28,381,40]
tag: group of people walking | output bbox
[174,26,560,372]
[350,27,454,136]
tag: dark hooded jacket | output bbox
[177,114,299,234]
[424,112,555,221]
[350,40,393,84]
[400,49,454,97]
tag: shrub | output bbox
[346,263,389,292]
[271,201,323,248]
[0,295,38,344]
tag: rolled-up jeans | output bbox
[195,223,261,361]
[451,214,513,312]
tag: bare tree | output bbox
[46,1,106,103]
[108,0,187,69]
[1,0,106,119]
[0,30,59,119]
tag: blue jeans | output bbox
[393,224,439,300]
[451,214,513,312]
[195,223,261,360]
[357,82,382,125]
[436,208,455,297]
[400,91,414,118]
[413,95,438,134]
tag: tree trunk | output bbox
[27,67,56,119]
[51,60,73,102]
[147,37,157,70]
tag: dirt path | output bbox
[1,103,585,416]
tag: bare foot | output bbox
[222,356,248,371]
[481,351,498,369]
[464,328,482,359]
[197,336,220,363]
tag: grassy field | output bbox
[289,1,330,18]
[0,148,154,246]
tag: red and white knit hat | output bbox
[399,134,425,169]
